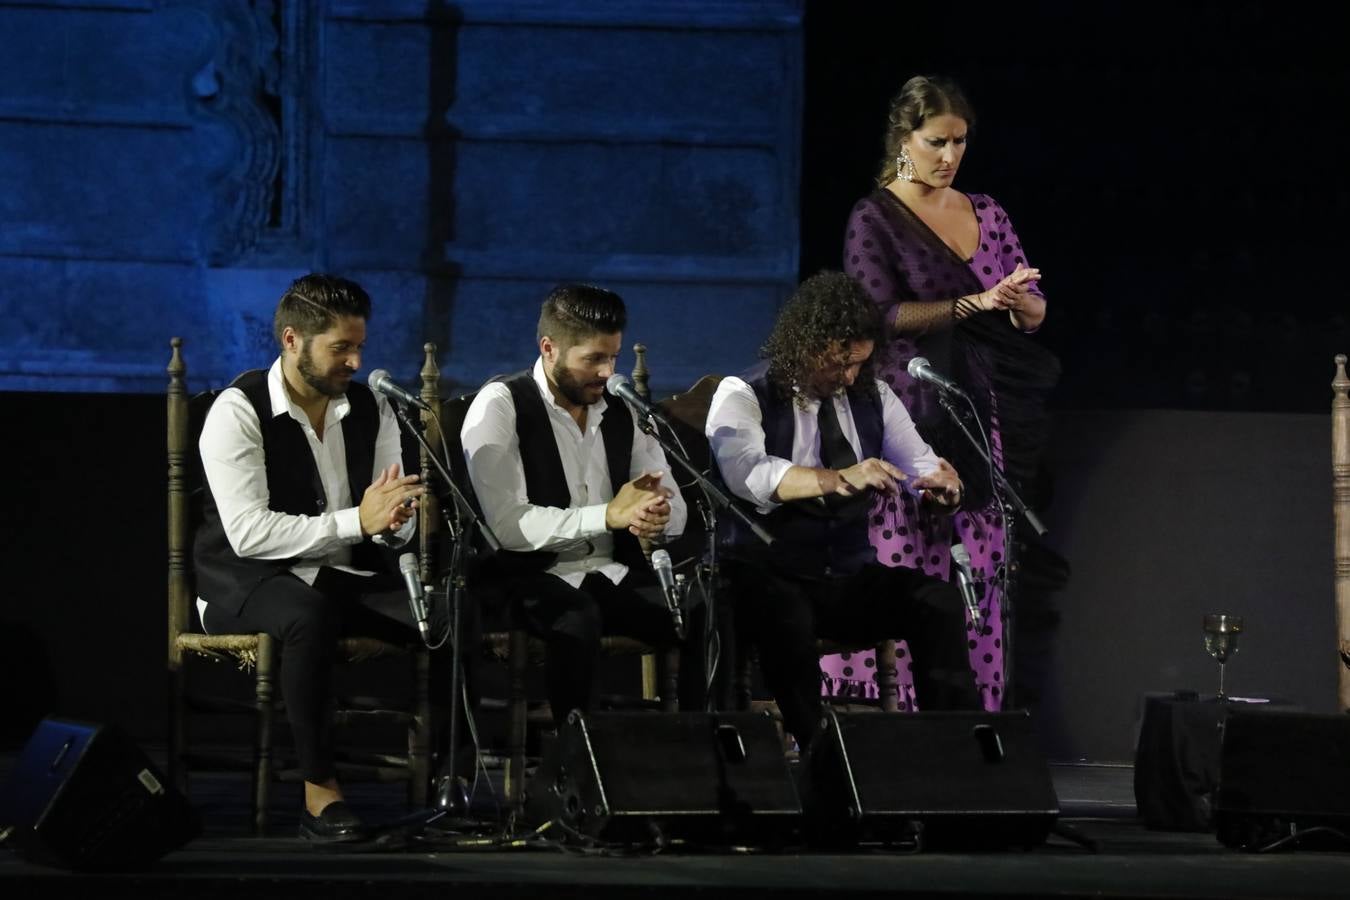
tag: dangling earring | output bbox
[896,148,916,183]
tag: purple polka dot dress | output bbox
[821,189,1045,712]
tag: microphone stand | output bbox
[933,391,1046,709]
[390,401,500,813]
[630,412,774,711]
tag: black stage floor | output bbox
[4,758,1350,899]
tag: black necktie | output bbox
[817,396,858,470]
[816,396,869,519]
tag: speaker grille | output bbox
[807,710,1058,848]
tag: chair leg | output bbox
[876,640,899,712]
[252,633,277,836]
[659,648,679,712]
[505,629,529,816]
[168,662,187,796]
[735,653,754,711]
[409,648,432,809]
[640,653,657,701]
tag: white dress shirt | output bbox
[196,358,413,624]
[705,375,942,512]
[460,358,687,588]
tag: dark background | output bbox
[800,0,1350,412]
[1,0,1345,763]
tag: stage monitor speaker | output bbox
[524,710,801,845]
[1215,709,1350,850]
[0,717,200,870]
[803,709,1059,849]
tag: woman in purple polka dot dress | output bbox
[821,76,1059,711]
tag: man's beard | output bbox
[551,358,603,407]
[298,342,349,398]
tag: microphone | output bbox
[368,369,430,411]
[650,549,685,640]
[398,552,431,642]
[605,374,673,429]
[950,543,982,628]
[907,357,969,399]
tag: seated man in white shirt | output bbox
[195,274,429,842]
[460,284,686,724]
[706,271,982,750]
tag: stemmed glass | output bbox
[1202,614,1244,701]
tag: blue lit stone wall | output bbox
[0,0,803,395]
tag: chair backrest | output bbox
[437,391,480,508]
[1332,354,1349,712]
[413,342,497,578]
[655,374,724,566]
[168,338,229,651]
[436,390,498,556]
[168,341,223,655]
[415,343,443,584]
[658,374,724,480]
[167,339,191,663]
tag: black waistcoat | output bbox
[494,370,644,571]
[722,366,885,578]
[193,370,384,614]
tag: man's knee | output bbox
[901,570,968,624]
[546,591,603,648]
[280,592,340,646]
[733,570,814,632]
[931,581,971,623]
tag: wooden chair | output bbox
[1333,354,1350,713]
[414,344,678,816]
[166,338,432,835]
[656,373,900,719]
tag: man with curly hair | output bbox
[706,271,981,749]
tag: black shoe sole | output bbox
[299,825,370,844]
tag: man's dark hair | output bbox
[761,271,885,400]
[272,273,372,346]
[537,283,627,350]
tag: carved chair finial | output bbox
[633,342,650,402]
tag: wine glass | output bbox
[1202,614,1244,701]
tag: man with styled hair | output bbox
[196,273,432,842]
[461,283,686,723]
[707,271,982,750]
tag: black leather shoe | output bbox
[299,800,368,843]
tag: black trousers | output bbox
[202,567,469,785]
[732,561,982,748]
[504,569,680,724]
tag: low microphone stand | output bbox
[633,413,773,711]
[934,391,1046,709]
[390,401,500,815]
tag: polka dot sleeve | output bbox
[844,197,958,336]
[844,196,906,317]
[983,195,1045,300]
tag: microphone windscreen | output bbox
[950,543,971,567]
[906,357,930,379]
[398,552,419,574]
[651,549,672,571]
[606,373,629,393]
